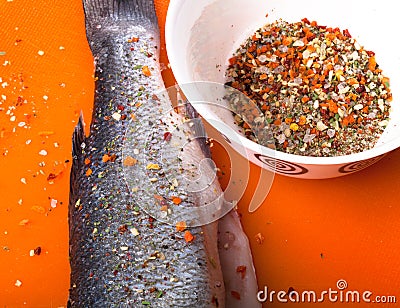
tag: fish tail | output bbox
[82,0,158,23]
[82,0,159,55]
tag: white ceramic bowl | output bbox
[165,0,400,179]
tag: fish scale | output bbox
[68,0,225,306]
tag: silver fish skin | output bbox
[68,0,225,307]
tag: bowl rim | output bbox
[165,0,400,166]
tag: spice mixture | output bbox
[225,18,392,156]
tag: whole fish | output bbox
[68,0,225,306]
[68,0,260,307]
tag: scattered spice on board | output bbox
[225,18,393,156]
[50,198,58,208]
[14,280,22,287]
[18,219,29,226]
[255,232,265,244]
[34,246,42,255]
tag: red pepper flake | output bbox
[172,196,182,205]
[366,50,375,57]
[176,221,187,232]
[118,224,128,234]
[301,96,310,103]
[102,154,111,162]
[149,287,157,293]
[368,56,377,71]
[342,28,352,38]
[18,219,30,226]
[163,132,172,142]
[34,246,42,256]
[86,168,93,176]
[255,232,265,244]
[47,173,58,181]
[184,230,194,243]
[231,291,241,300]
[154,194,164,202]
[127,37,139,43]
[328,100,338,113]
[117,105,125,111]
[298,115,307,126]
[236,265,247,279]
[123,156,137,166]
[228,56,238,66]
[142,66,152,77]
[148,216,155,229]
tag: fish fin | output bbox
[183,100,201,122]
[82,0,158,23]
[181,98,213,159]
[70,114,86,201]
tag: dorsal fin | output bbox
[69,114,86,202]
[184,101,212,159]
